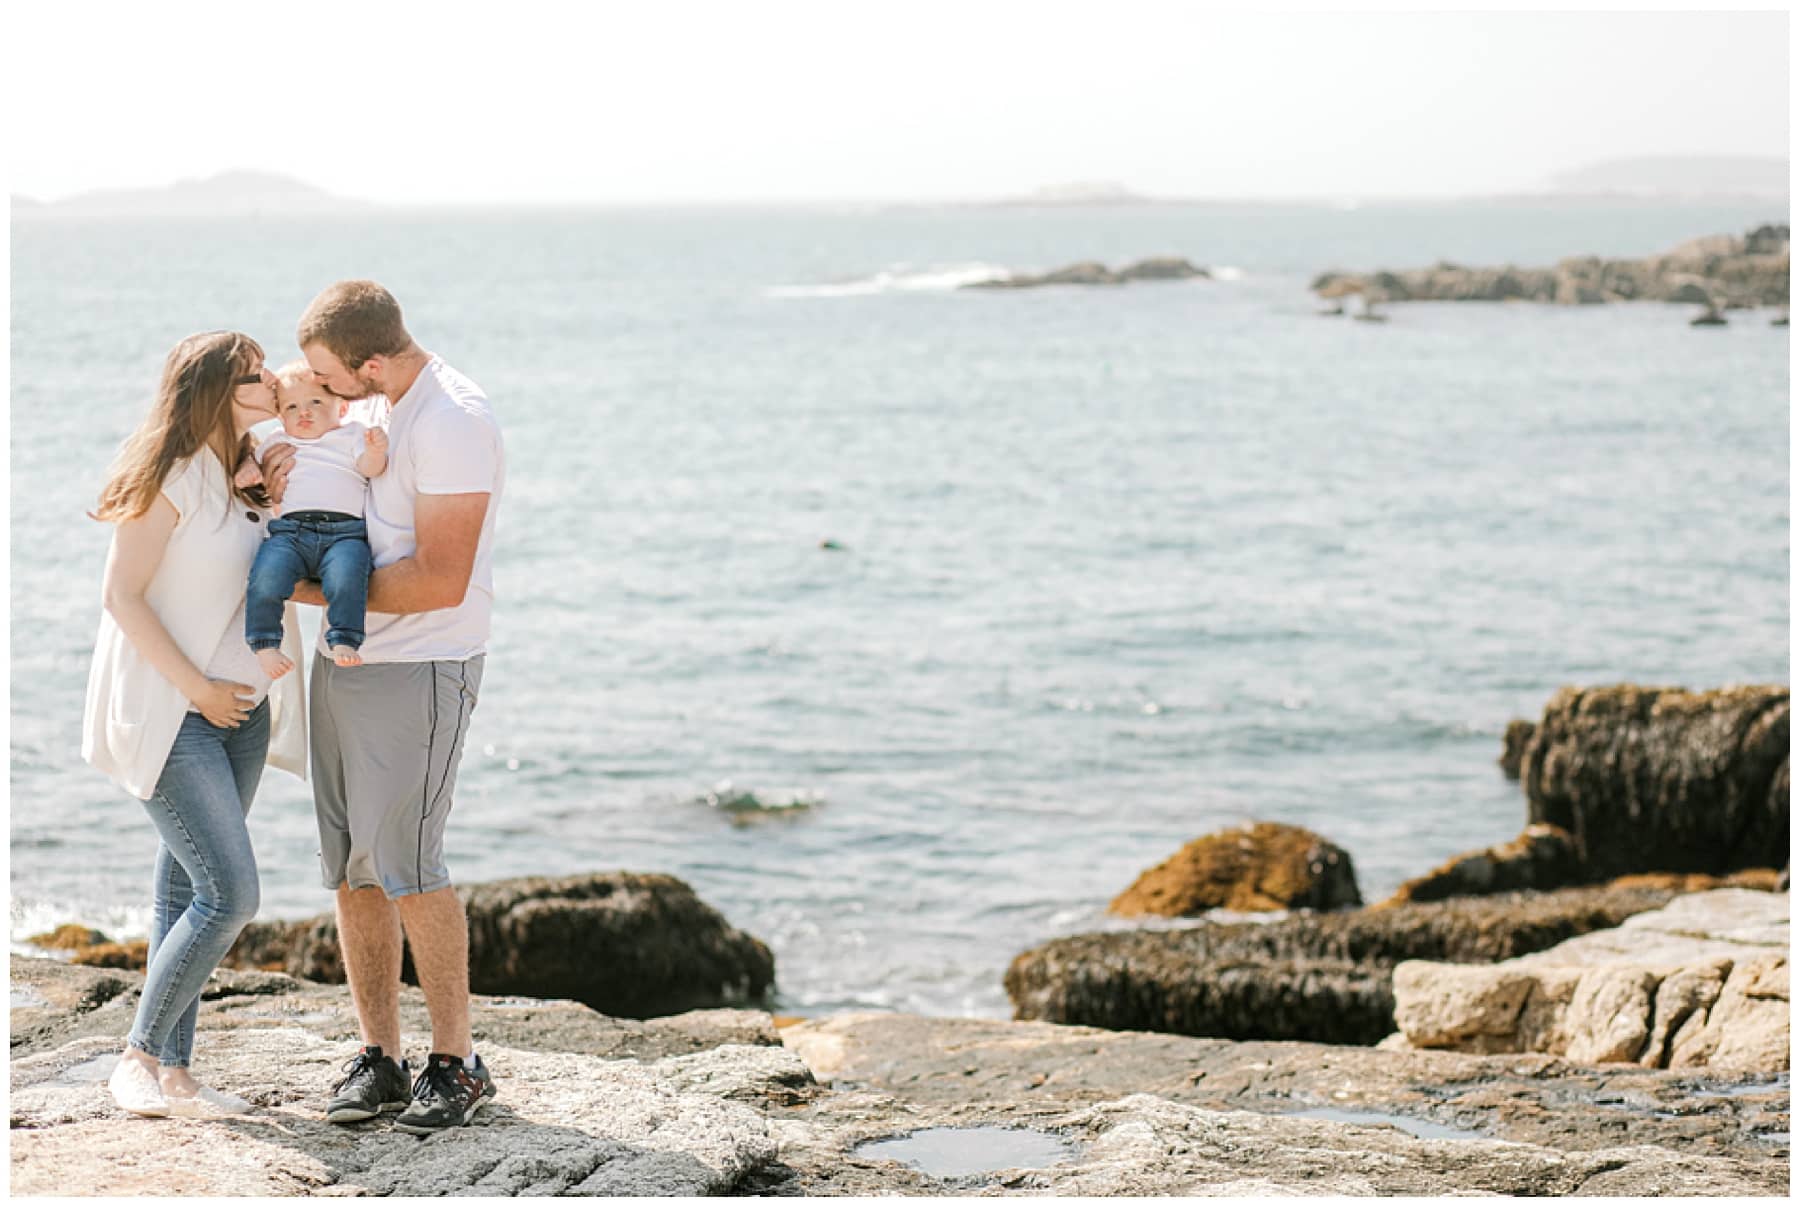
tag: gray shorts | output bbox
[310,653,484,898]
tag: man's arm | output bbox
[293,492,489,614]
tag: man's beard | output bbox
[324,376,377,401]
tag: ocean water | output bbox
[10,200,1789,1017]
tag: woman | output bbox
[83,331,309,1117]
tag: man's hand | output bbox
[262,442,297,505]
[289,580,326,607]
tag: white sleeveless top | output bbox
[82,451,308,799]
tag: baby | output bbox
[242,363,389,677]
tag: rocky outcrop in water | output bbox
[1109,821,1361,917]
[1008,880,1708,1045]
[11,957,1787,1196]
[1392,889,1789,1071]
[1313,225,1790,308]
[1381,824,1585,905]
[1520,685,1789,881]
[965,256,1209,289]
[1402,685,1788,905]
[1499,719,1536,778]
[222,871,774,1018]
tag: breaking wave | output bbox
[766,262,1012,298]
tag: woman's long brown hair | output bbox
[91,331,268,522]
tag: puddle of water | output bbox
[55,1054,119,1085]
[11,987,49,1008]
[1691,1076,1791,1101]
[854,1127,1077,1178]
[1286,1107,1489,1142]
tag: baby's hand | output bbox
[234,456,264,490]
[366,427,389,455]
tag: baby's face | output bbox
[275,379,348,439]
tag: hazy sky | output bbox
[6,3,1789,204]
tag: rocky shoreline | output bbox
[1314,224,1789,311]
[10,956,1789,1195]
[11,681,1790,1194]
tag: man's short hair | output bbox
[298,280,412,369]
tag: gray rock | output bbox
[9,1031,779,1196]
[224,870,776,1018]
[11,958,1786,1196]
[773,1012,1789,1194]
[1393,889,1790,1070]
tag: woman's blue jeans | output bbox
[126,701,268,1068]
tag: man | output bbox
[265,280,504,1134]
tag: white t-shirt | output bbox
[329,356,503,663]
[261,423,372,517]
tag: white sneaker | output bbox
[108,1056,170,1117]
[164,1085,254,1118]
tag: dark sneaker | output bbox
[326,1045,411,1123]
[393,1053,497,1134]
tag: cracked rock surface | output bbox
[12,956,1788,1195]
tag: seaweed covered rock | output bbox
[226,871,774,1018]
[1109,822,1361,917]
[1520,685,1789,880]
[1010,881,1701,1044]
[1380,824,1583,905]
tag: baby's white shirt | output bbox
[261,422,374,516]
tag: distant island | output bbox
[986,180,1152,206]
[11,171,370,219]
[1546,155,1787,201]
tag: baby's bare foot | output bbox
[256,648,293,680]
[331,645,363,668]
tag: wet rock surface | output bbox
[770,1013,1787,1195]
[1008,880,1698,1044]
[222,870,776,1018]
[11,958,1785,1195]
[1109,821,1361,917]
